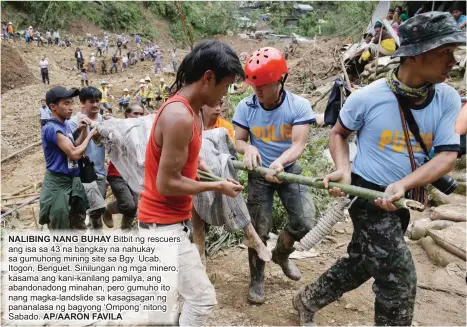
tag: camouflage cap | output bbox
[393,11,466,57]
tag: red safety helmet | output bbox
[244,47,288,87]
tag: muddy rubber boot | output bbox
[248,248,266,305]
[272,230,301,281]
[103,202,118,228]
[69,215,87,231]
[90,217,103,229]
[120,215,134,230]
[292,290,317,326]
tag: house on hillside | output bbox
[292,4,314,18]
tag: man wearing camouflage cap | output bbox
[293,12,465,326]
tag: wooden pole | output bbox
[340,58,352,91]
[374,26,384,76]
[1,140,42,163]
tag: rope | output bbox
[294,197,353,251]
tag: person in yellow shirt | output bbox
[201,97,235,143]
[98,80,113,114]
[143,76,155,108]
[157,77,170,103]
[134,78,146,106]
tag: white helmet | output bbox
[139,78,145,83]
[145,76,151,82]
[123,88,129,92]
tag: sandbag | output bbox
[427,222,466,260]
[430,262,466,291]
[431,204,466,222]
[420,236,464,267]
[409,218,455,240]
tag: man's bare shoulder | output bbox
[158,102,193,134]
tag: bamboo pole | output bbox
[230,160,424,211]
[374,26,384,76]
[1,196,40,219]
[340,58,352,91]
[11,182,42,196]
[1,140,42,163]
[2,193,41,201]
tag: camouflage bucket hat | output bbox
[393,11,466,57]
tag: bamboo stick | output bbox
[374,27,384,76]
[2,193,41,201]
[1,140,42,163]
[1,196,40,219]
[231,160,424,211]
[11,182,42,196]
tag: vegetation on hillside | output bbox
[2,1,238,45]
[3,1,380,44]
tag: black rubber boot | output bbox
[248,248,266,305]
[90,217,103,229]
[272,230,301,281]
[121,215,134,230]
[292,290,317,326]
[69,215,87,231]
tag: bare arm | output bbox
[395,151,457,191]
[157,104,242,197]
[323,120,354,195]
[57,129,95,161]
[235,125,262,169]
[455,104,467,134]
[74,126,88,146]
[235,126,250,155]
[329,121,353,173]
[274,124,309,166]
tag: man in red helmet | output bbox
[232,47,316,304]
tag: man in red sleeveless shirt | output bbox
[138,40,245,326]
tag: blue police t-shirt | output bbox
[339,79,461,187]
[41,119,79,176]
[68,113,106,177]
[233,91,315,167]
[457,15,466,27]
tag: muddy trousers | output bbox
[138,221,216,326]
[89,177,107,221]
[41,68,49,84]
[247,163,316,242]
[107,175,138,219]
[296,192,417,326]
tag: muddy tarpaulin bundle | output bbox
[95,116,251,231]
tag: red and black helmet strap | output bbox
[278,73,288,103]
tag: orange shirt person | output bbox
[202,98,235,143]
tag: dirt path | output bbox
[206,217,466,326]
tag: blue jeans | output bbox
[91,63,95,72]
